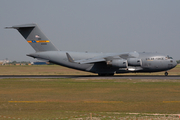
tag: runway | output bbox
[0,75,180,79]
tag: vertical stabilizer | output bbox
[5,23,58,52]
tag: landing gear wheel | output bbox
[98,73,114,76]
[98,73,105,76]
[165,71,168,76]
[107,73,114,76]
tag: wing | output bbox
[75,56,106,64]
[66,52,134,64]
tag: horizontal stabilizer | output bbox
[5,24,36,29]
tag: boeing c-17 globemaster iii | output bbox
[5,23,177,76]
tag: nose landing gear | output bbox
[165,71,168,76]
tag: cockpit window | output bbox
[166,55,173,59]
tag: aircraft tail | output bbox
[5,23,58,52]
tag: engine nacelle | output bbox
[127,58,142,66]
[107,59,127,68]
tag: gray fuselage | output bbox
[27,51,177,75]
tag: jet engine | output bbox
[107,59,127,68]
[127,58,142,66]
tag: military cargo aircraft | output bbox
[6,24,177,76]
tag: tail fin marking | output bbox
[6,23,58,52]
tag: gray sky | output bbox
[0,0,180,61]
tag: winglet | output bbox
[66,53,75,63]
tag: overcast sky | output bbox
[0,0,180,61]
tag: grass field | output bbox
[0,65,180,119]
[0,64,180,75]
[0,79,180,119]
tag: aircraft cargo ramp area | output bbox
[0,65,180,119]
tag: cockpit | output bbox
[166,55,173,59]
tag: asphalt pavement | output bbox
[0,75,180,79]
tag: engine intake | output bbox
[107,59,127,68]
[127,58,142,66]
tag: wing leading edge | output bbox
[66,52,134,64]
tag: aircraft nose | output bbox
[168,59,177,69]
[174,60,177,67]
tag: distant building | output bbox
[0,59,11,65]
[31,61,48,65]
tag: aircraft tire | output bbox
[98,73,114,76]
[165,71,168,76]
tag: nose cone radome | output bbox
[173,61,177,68]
